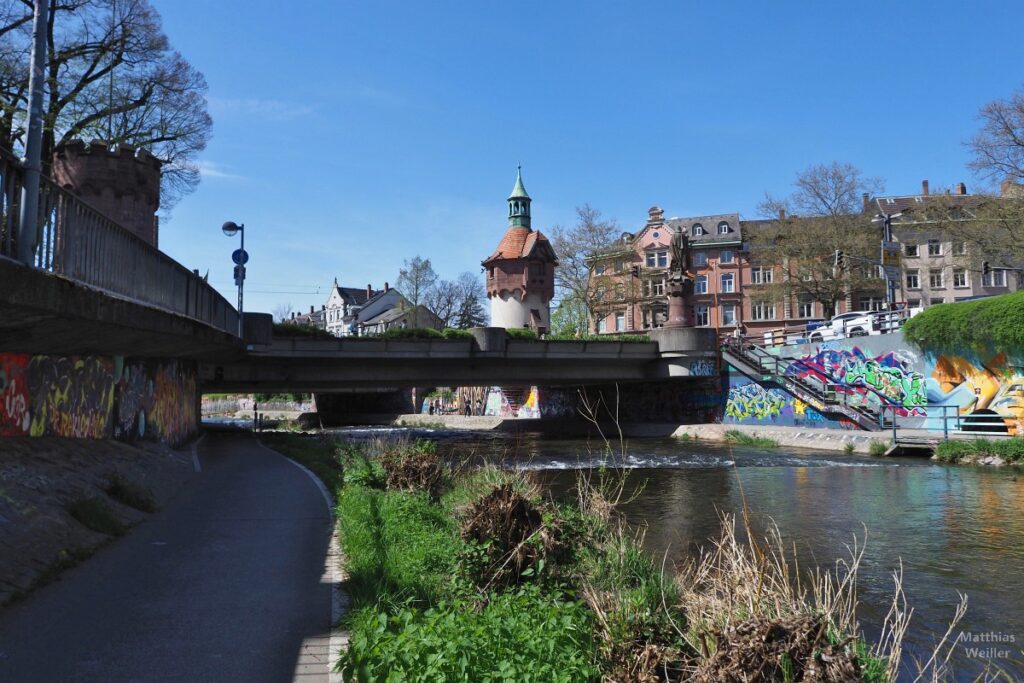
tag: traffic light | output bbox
[982,261,991,276]
[630,265,640,277]
[833,250,845,268]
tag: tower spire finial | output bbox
[508,165,531,228]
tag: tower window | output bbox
[717,221,731,234]
[691,223,704,236]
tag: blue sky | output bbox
[155,1,1024,316]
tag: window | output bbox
[652,279,665,296]
[751,267,773,284]
[615,259,624,272]
[907,299,920,308]
[645,250,668,268]
[614,284,625,300]
[927,240,942,257]
[657,251,667,267]
[646,252,656,267]
[694,274,708,294]
[904,243,918,257]
[750,300,775,320]
[952,241,967,256]
[614,312,625,331]
[597,318,606,333]
[859,297,884,311]
[722,303,737,326]
[983,269,1007,287]
[720,273,735,293]
[694,304,709,327]
[906,269,920,289]
[691,223,704,236]
[595,286,605,301]
[717,220,731,234]
[692,252,708,267]
[797,297,815,318]
[929,269,944,289]
[930,298,945,306]
[594,263,605,276]
[953,268,968,288]
[720,250,734,264]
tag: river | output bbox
[288,423,1024,679]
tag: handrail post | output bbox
[17,0,48,265]
[891,406,897,443]
[943,405,949,440]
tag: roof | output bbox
[869,193,986,218]
[665,213,743,245]
[483,226,557,263]
[509,166,529,199]
[333,286,375,306]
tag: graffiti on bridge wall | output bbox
[724,375,849,428]
[0,353,197,445]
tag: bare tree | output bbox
[968,85,1024,186]
[424,277,460,328]
[271,302,293,323]
[749,163,886,316]
[396,255,438,327]
[549,204,620,334]
[0,0,212,211]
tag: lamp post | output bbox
[872,211,903,309]
[222,221,246,338]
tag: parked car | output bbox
[808,311,879,342]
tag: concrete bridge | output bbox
[198,327,720,392]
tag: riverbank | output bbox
[0,437,195,606]
[259,431,973,681]
[670,423,888,454]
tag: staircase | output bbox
[500,389,524,417]
[721,342,888,431]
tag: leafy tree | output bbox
[749,162,885,316]
[548,293,587,337]
[452,271,487,328]
[549,204,619,334]
[396,255,438,327]
[0,0,212,211]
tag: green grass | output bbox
[106,473,156,512]
[545,333,652,343]
[843,441,856,455]
[723,429,779,448]
[68,497,125,536]
[868,440,890,457]
[272,322,336,339]
[903,290,1024,359]
[506,327,538,340]
[934,437,1024,464]
[260,433,345,490]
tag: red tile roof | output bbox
[484,227,556,262]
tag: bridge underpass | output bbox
[197,328,721,392]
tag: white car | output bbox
[808,311,879,342]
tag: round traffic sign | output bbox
[232,249,249,265]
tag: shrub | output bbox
[934,437,1024,464]
[868,440,890,457]
[272,322,335,340]
[903,290,1024,358]
[441,327,474,340]
[338,584,598,682]
[723,429,779,448]
[68,497,124,536]
[506,327,538,340]
[843,441,856,455]
[106,474,156,512]
[378,327,444,340]
[379,439,448,500]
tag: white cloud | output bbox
[206,97,316,121]
[196,160,245,180]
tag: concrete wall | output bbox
[537,378,725,423]
[0,353,197,446]
[724,332,1024,432]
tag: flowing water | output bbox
[321,425,1024,679]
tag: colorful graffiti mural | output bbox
[0,353,197,445]
[726,334,1024,433]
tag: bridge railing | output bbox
[0,148,238,335]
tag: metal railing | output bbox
[879,404,1019,443]
[755,307,916,348]
[0,148,238,336]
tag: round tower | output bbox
[51,139,162,247]
[482,167,558,333]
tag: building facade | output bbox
[483,168,557,332]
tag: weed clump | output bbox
[868,440,890,457]
[68,497,124,536]
[106,473,156,512]
[379,439,448,500]
[724,429,780,448]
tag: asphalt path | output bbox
[0,431,334,682]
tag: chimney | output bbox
[955,182,967,196]
[862,192,870,213]
[778,208,786,220]
[291,311,295,320]
[384,282,390,292]
[310,305,314,314]
[367,284,372,299]
[921,180,929,196]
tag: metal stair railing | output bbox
[722,340,885,430]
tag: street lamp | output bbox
[222,220,246,338]
[872,211,903,308]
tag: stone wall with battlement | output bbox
[51,139,162,247]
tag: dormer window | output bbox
[718,221,731,234]
[691,223,704,236]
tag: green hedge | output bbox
[272,322,335,340]
[903,291,1024,358]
